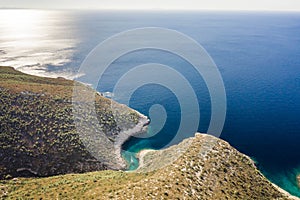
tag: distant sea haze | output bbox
[0,9,300,197]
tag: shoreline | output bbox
[271,183,300,200]
[113,110,149,169]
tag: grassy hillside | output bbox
[0,66,142,178]
[1,134,296,199]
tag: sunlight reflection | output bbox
[0,9,46,40]
[0,9,78,79]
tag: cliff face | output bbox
[0,66,147,178]
[1,133,298,199]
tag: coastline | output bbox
[113,110,149,169]
[271,183,300,200]
[3,67,299,198]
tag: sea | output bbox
[0,9,300,197]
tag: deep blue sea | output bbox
[0,10,300,197]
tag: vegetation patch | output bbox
[0,66,141,179]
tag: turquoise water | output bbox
[0,10,299,197]
[122,151,139,171]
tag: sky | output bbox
[1,0,300,11]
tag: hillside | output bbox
[1,133,298,199]
[0,66,147,179]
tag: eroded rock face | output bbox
[297,175,300,188]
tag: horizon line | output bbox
[1,7,300,12]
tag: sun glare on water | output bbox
[0,9,78,78]
[0,9,47,40]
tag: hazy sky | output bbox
[1,0,300,11]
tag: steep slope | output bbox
[1,133,298,199]
[0,66,147,178]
